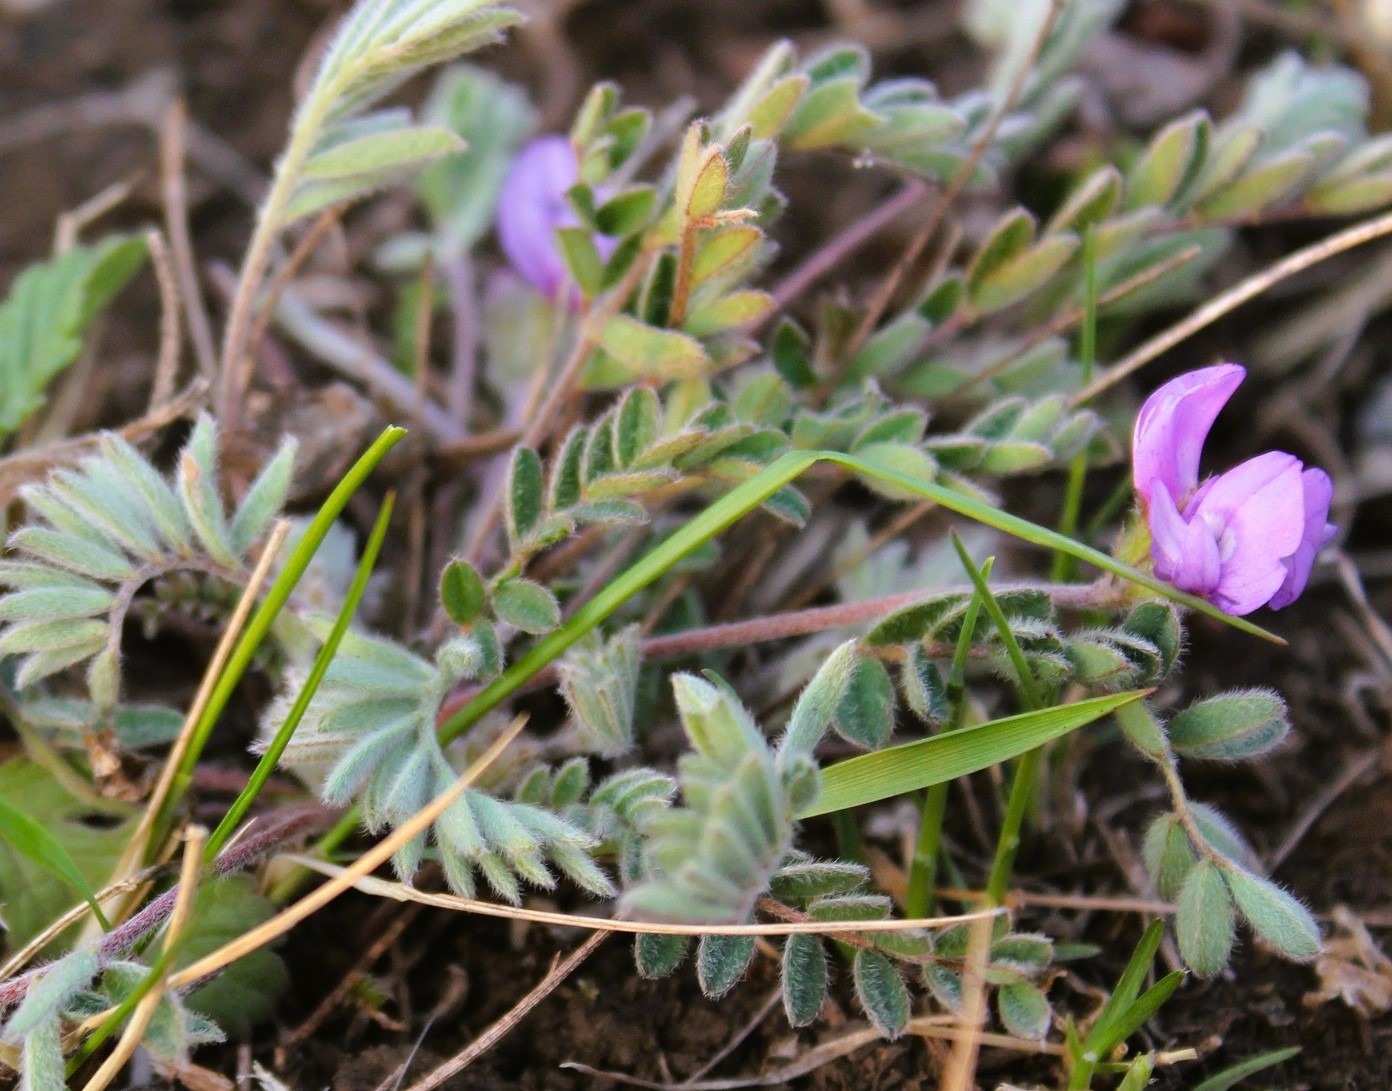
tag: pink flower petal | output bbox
[1149,479,1221,596]
[497,136,581,301]
[1133,364,1245,508]
[1191,452,1306,615]
[1267,467,1336,609]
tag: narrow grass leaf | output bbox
[802,691,1145,817]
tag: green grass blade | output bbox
[800,690,1147,818]
[0,794,110,930]
[153,425,407,853]
[1191,1046,1301,1091]
[203,492,397,862]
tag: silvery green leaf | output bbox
[900,645,949,725]
[548,841,615,898]
[697,934,757,998]
[598,315,710,383]
[966,209,1034,297]
[230,437,297,554]
[807,893,891,921]
[1143,813,1196,901]
[440,558,487,625]
[0,618,107,658]
[1225,868,1320,962]
[321,721,414,805]
[100,434,192,552]
[781,933,828,1027]
[1188,801,1259,870]
[1177,859,1236,976]
[1168,689,1289,761]
[0,585,114,623]
[781,68,883,152]
[635,933,689,979]
[9,527,136,581]
[3,947,101,1042]
[832,656,895,750]
[43,471,161,561]
[1046,165,1122,234]
[504,446,544,550]
[1306,172,1392,214]
[684,290,773,339]
[492,577,560,633]
[18,1010,64,1091]
[1125,111,1210,211]
[866,592,968,645]
[769,857,870,903]
[1122,601,1182,675]
[86,646,119,711]
[847,315,932,385]
[997,980,1051,1040]
[970,232,1079,314]
[779,639,856,760]
[853,949,910,1039]
[1235,51,1367,155]
[1195,147,1317,218]
[1190,122,1263,205]
[978,440,1053,475]
[923,962,964,1013]
[177,415,238,565]
[1065,637,1141,690]
[849,442,937,500]
[991,933,1053,969]
[583,469,677,502]
[558,626,642,758]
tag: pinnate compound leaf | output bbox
[1225,868,1321,962]
[0,236,146,440]
[781,933,828,1027]
[853,949,911,1038]
[1177,859,1236,976]
[697,934,757,998]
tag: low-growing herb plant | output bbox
[0,0,1371,1084]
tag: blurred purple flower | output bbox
[496,135,605,306]
[1133,364,1336,616]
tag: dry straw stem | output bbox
[80,826,207,1091]
[939,903,996,1091]
[1074,205,1392,405]
[144,229,183,412]
[159,101,219,383]
[166,715,529,991]
[106,520,290,906]
[279,855,1003,938]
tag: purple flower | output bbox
[496,135,599,306]
[1133,364,1336,615]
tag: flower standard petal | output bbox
[1267,467,1336,609]
[1133,364,1246,507]
[1189,452,1306,615]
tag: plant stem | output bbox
[906,562,991,918]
